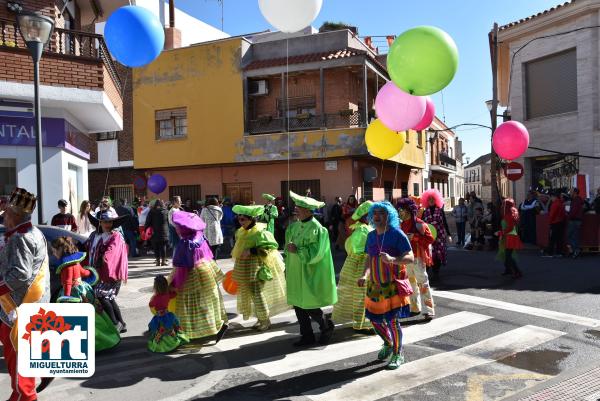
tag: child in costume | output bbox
[232,205,288,331]
[358,202,414,370]
[148,275,189,352]
[258,194,279,236]
[332,201,373,331]
[169,211,229,343]
[51,236,120,352]
[497,198,523,278]
[397,198,436,319]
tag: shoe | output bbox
[155,260,161,266]
[36,377,54,393]
[377,343,393,361]
[215,323,229,344]
[319,320,335,345]
[387,353,405,370]
[293,336,316,347]
[409,311,421,317]
[423,313,435,320]
[256,320,271,332]
[117,322,127,333]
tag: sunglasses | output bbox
[237,215,249,221]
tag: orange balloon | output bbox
[223,270,238,295]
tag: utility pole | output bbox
[490,22,502,228]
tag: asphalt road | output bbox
[2,246,600,401]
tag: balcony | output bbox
[0,18,123,132]
[247,110,366,135]
[431,152,457,173]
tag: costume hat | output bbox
[289,191,325,211]
[9,187,37,214]
[233,204,264,218]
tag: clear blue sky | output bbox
[175,0,562,163]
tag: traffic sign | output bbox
[504,162,524,181]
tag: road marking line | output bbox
[435,290,600,327]
[249,311,492,377]
[304,325,564,401]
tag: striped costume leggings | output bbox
[371,318,403,354]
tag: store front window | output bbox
[0,159,16,196]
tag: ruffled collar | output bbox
[56,252,86,275]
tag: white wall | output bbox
[88,139,133,170]
[0,146,88,225]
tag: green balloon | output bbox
[428,224,438,241]
[388,26,459,96]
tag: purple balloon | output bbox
[375,81,426,132]
[413,97,436,130]
[492,121,530,160]
[147,174,167,194]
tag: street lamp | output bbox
[16,12,54,224]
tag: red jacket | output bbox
[549,199,566,224]
[568,196,584,220]
[61,263,91,297]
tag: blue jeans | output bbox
[124,229,138,257]
[567,220,582,252]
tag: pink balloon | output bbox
[413,97,436,130]
[375,81,426,132]
[492,121,530,160]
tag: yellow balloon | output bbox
[365,119,407,160]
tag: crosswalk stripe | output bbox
[435,290,600,327]
[247,311,492,377]
[304,325,564,401]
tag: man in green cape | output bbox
[259,193,279,235]
[285,191,337,347]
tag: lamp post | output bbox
[16,12,54,224]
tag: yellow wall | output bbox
[390,129,426,169]
[133,38,245,169]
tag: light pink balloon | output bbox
[375,81,426,132]
[412,97,435,130]
[492,121,530,160]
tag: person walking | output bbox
[567,188,584,258]
[0,188,53,399]
[519,191,539,244]
[169,211,229,342]
[87,211,129,333]
[544,191,567,257]
[76,200,95,237]
[259,194,279,235]
[451,198,468,247]
[285,191,337,347]
[146,200,170,266]
[422,189,451,280]
[115,199,139,258]
[497,198,523,278]
[357,201,414,370]
[398,198,436,319]
[168,196,183,250]
[200,197,224,259]
[231,205,288,331]
[51,199,78,232]
[332,201,373,331]
[329,197,343,250]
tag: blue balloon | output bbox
[104,6,165,68]
[147,174,167,194]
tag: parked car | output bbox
[0,225,89,301]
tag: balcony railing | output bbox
[0,17,122,94]
[248,111,366,135]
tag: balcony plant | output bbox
[0,40,17,47]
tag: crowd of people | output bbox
[1,183,599,400]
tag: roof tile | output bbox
[498,1,577,31]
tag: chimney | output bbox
[386,35,395,47]
[364,36,372,49]
[164,0,181,50]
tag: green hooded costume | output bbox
[285,191,337,309]
[259,194,279,235]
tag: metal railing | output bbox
[0,18,122,94]
[247,111,366,135]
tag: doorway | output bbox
[224,183,253,205]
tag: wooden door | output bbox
[224,183,253,205]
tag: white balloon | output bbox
[258,0,323,33]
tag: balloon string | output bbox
[286,38,291,208]
[103,68,130,199]
[378,159,384,190]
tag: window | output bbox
[109,185,134,205]
[363,181,374,200]
[413,182,419,196]
[417,130,423,148]
[401,182,408,197]
[169,185,201,208]
[155,108,187,139]
[405,131,410,143]
[525,49,577,119]
[384,181,393,202]
[0,159,16,196]
[449,177,455,198]
[96,132,117,141]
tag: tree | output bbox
[319,21,357,35]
